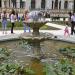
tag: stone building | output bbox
[25,0,73,10]
[0,0,26,8]
[25,0,73,17]
[0,0,73,10]
[0,0,74,17]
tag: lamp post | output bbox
[74,0,75,12]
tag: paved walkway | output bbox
[0,22,75,43]
[46,23,75,43]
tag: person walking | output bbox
[71,13,75,35]
[1,10,7,34]
[10,9,16,34]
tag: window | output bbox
[52,1,54,9]
[41,0,45,9]
[59,1,61,9]
[31,0,35,9]
[11,0,16,8]
[54,0,58,9]
[64,1,68,9]
[20,0,25,8]
[0,0,1,7]
[9,0,10,7]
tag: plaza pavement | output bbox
[0,22,75,43]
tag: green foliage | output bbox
[0,47,35,75]
[0,62,35,75]
[43,58,75,75]
[25,67,35,75]
[0,21,58,30]
[43,63,56,75]
[0,63,20,75]
[0,48,10,61]
[59,47,75,58]
[0,21,23,28]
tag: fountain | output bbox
[0,10,75,75]
[23,10,46,36]
[20,10,50,58]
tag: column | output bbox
[61,0,64,9]
[16,0,20,8]
[7,0,9,8]
[58,0,59,9]
[10,0,13,8]
[46,0,52,9]
[25,0,31,10]
[53,0,55,9]
[36,0,41,9]
[1,0,4,8]
[68,1,73,10]
[49,0,52,9]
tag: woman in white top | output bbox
[10,9,16,33]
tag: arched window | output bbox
[59,1,61,9]
[54,0,58,9]
[0,0,1,7]
[31,0,35,9]
[64,1,68,9]
[41,0,45,9]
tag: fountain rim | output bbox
[0,34,74,44]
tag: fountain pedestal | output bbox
[21,21,48,58]
[21,34,48,58]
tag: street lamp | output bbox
[74,0,75,12]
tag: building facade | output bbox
[0,0,74,16]
[0,0,73,10]
[25,0,73,10]
[0,0,26,8]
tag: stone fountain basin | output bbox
[24,21,47,36]
[24,21,47,28]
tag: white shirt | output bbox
[71,15,75,22]
[10,14,15,23]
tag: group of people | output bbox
[1,9,30,34]
[1,9,75,36]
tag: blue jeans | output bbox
[2,20,7,31]
[23,22,30,32]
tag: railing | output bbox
[0,8,25,13]
[0,8,73,12]
[0,8,73,17]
